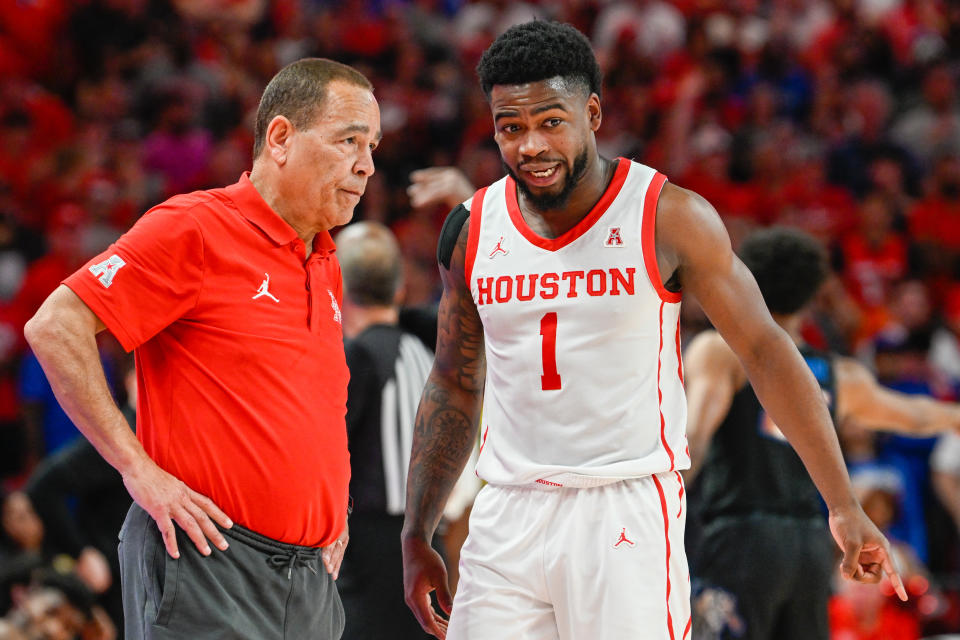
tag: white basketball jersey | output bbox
[465,158,689,487]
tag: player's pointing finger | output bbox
[881,550,908,601]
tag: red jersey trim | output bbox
[658,301,676,472]
[675,322,684,386]
[653,474,677,640]
[464,187,488,287]
[642,173,682,303]
[504,158,630,252]
[475,424,490,479]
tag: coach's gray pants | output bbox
[119,503,344,640]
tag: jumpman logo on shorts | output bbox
[252,273,279,303]
[489,236,509,258]
[613,527,636,548]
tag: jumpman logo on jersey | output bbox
[252,273,279,302]
[613,527,636,548]
[489,236,509,258]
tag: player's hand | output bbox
[408,167,474,211]
[828,501,908,601]
[402,535,451,639]
[76,546,112,593]
[122,457,233,559]
[322,522,349,579]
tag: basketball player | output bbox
[684,227,960,640]
[401,21,905,640]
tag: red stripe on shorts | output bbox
[653,474,676,640]
[674,471,684,519]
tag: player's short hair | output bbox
[253,58,373,160]
[337,221,403,307]
[739,227,829,315]
[476,21,602,99]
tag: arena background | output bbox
[1,0,960,638]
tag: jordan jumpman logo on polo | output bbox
[252,273,279,303]
[614,527,636,548]
[489,236,509,258]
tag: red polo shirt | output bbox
[64,173,349,547]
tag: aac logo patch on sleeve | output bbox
[88,255,126,288]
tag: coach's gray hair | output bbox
[253,58,373,160]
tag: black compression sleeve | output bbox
[437,204,469,270]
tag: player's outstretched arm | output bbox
[402,209,485,639]
[657,183,907,600]
[835,357,960,435]
[682,330,742,482]
[407,167,475,211]
[24,286,232,559]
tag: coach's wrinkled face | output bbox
[491,76,601,212]
[267,80,381,233]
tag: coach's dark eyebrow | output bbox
[336,124,382,142]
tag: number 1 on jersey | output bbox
[540,312,562,391]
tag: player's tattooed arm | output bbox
[403,214,485,541]
[403,213,483,636]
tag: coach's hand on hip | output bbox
[322,521,349,579]
[122,456,233,559]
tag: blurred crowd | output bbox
[3,0,960,638]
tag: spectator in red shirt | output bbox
[841,191,908,320]
[910,152,960,249]
[777,143,858,247]
[829,571,921,640]
[22,58,381,640]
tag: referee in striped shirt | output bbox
[336,221,436,640]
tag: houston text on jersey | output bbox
[475,267,636,305]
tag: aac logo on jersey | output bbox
[604,227,625,247]
[89,255,126,288]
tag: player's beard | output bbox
[505,148,589,212]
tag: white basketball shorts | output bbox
[447,472,691,640]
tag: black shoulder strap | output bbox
[437,203,469,270]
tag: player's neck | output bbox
[519,155,614,239]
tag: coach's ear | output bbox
[265,115,294,165]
